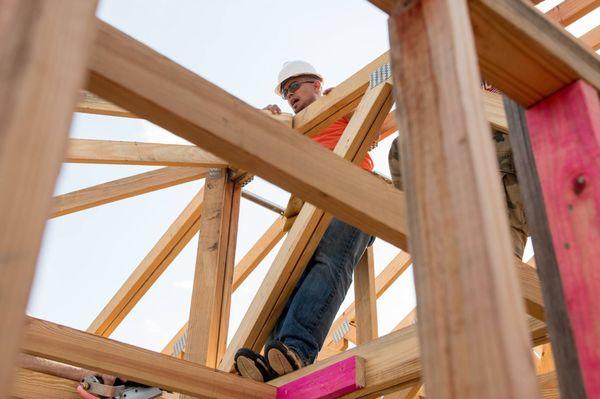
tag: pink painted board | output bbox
[276,356,365,399]
[526,80,600,397]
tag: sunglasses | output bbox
[281,80,316,100]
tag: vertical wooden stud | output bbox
[388,0,540,397]
[0,2,97,397]
[184,168,241,369]
[354,246,378,344]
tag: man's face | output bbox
[281,76,321,114]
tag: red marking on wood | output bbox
[276,356,365,399]
[526,80,600,397]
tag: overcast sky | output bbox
[28,0,599,353]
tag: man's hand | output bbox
[263,104,282,114]
[283,195,304,232]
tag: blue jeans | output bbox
[266,218,374,365]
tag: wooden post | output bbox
[388,1,540,397]
[504,80,600,398]
[353,246,378,344]
[184,168,241,369]
[161,218,285,357]
[0,1,97,397]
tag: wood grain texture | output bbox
[503,95,587,399]
[11,368,176,399]
[11,369,80,399]
[87,21,408,248]
[87,188,204,336]
[220,82,395,372]
[535,344,556,375]
[76,90,136,118]
[525,80,600,398]
[389,1,540,397]
[22,318,276,399]
[271,323,422,397]
[353,247,378,345]
[66,139,227,167]
[184,170,240,369]
[276,356,365,399]
[51,166,207,218]
[580,25,600,51]
[76,91,293,128]
[380,89,508,141]
[544,0,600,27]
[517,258,546,321]
[270,317,549,398]
[0,1,97,397]
[469,0,600,107]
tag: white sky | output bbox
[28,0,599,353]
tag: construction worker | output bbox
[233,61,375,382]
[388,84,529,258]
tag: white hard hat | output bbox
[275,60,323,95]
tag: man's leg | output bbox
[266,218,374,371]
[389,134,528,258]
[493,130,528,258]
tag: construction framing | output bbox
[2,0,600,398]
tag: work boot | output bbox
[234,348,275,382]
[264,340,303,377]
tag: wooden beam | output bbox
[87,188,204,336]
[368,0,564,17]
[184,170,240,369]
[276,356,365,399]
[525,80,600,397]
[272,323,422,397]
[504,95,588,398]
[482,90,509,132]
[161,218,286,357]
[11,369,80,399]
[353,246,378,344]
[380,88,508,142]
[75,91,294,129]
[535,344,556,375]
[389,1,540,397]
[219,82,395,372]
[580,25,600,51]
[21,317,275,399]
[76,90,136,118]
[539,372,560,399]
[269,317,549,398]
[393,373,560,399]
[319,246,543,355]
[11,368,176,399]
[65,139,227,167]
[517,258,545,322]
[364,1,599,108]
[544,0,600,27]
[51,166,207,218]
[468,0,600,107]
[0,2,98,398]
[87,21,409,249]
[381,385,422,399]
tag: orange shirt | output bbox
[311,116,374,171]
